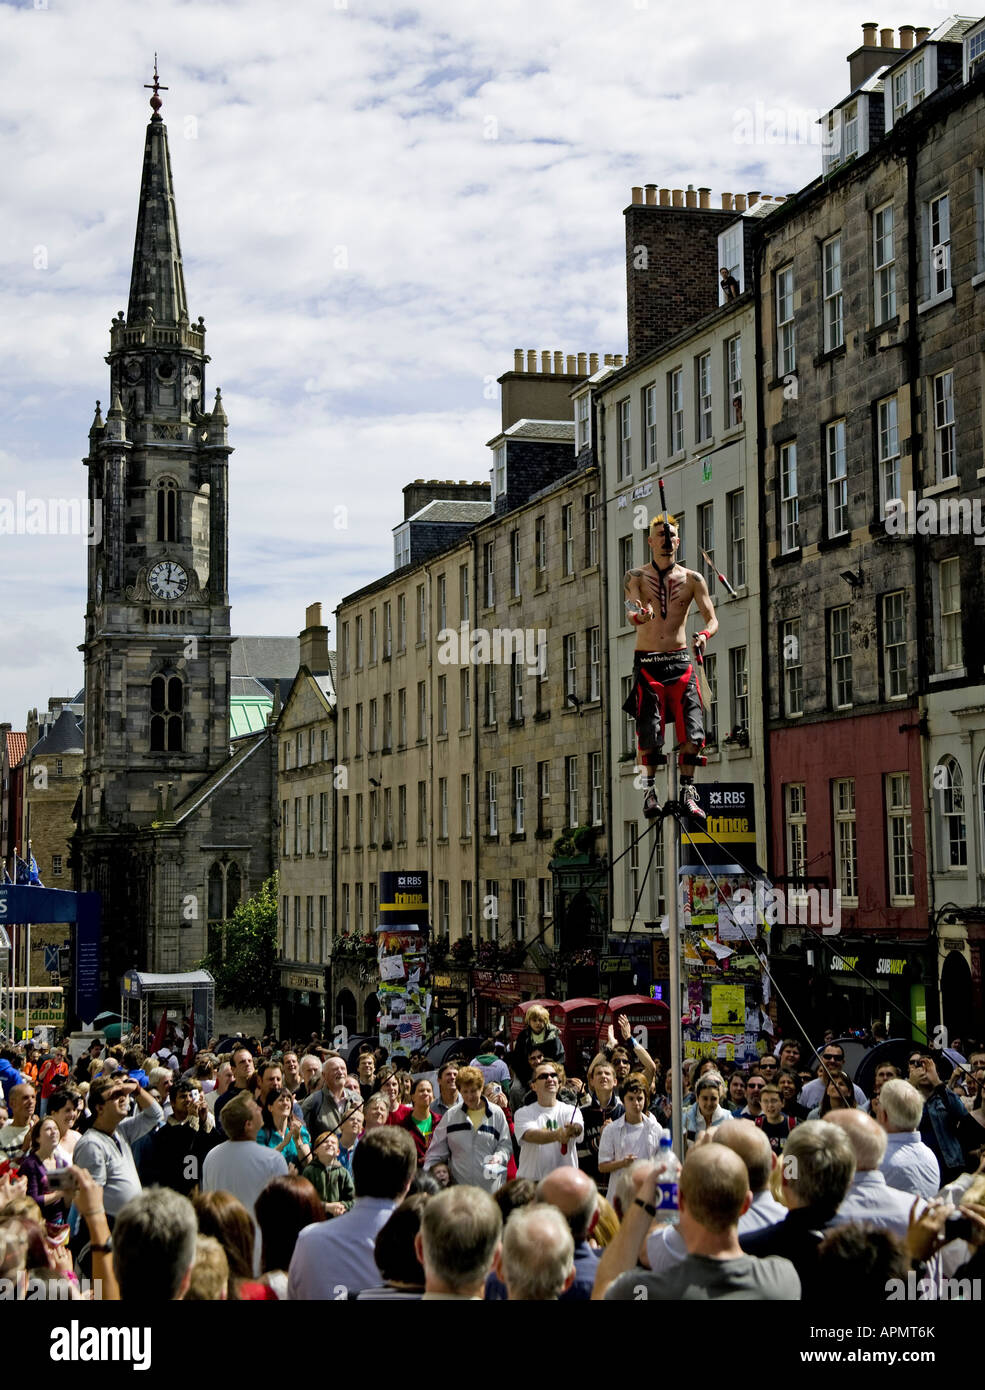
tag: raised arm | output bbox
[691,572,718,652]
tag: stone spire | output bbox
[126,60,188,327]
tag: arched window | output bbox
[207,860,241,957]
[150,673,183,751]
[156,479,179,542]
[939,754,966,868]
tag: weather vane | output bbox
[144,53,168,120]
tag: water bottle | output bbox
[655,1134,681,1224]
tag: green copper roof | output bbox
[230,695,272,737]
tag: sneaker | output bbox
[642,787,662,820]
[680,781,705,822]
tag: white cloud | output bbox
[0,0,901,722]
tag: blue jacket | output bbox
[0,1058,23,1102]
[919,1085,966,1175]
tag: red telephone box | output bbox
[602,994,671,1063]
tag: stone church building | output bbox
[72,79,300,1019]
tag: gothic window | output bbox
[207,860,242,956]
[150,674,183,751]
[156,478,179,542]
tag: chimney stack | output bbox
[899,24,914,49]
[300,602,331,675]
[851,21,901,86]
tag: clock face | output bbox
[148,560,188,600]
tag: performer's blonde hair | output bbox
[649,512,678,533]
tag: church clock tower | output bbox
[77,69,234,986]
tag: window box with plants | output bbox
[549,824,599,867]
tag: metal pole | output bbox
[25,924,31,1039]
[666,757,684,1160]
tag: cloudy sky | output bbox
[0,0,923,725]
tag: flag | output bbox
[14,856,29,886]
[27,847,42,887]
[183,1008,196,1066]
[149,1008,168,1056]
[2,863,10,885]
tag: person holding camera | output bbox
[140,1077,221,1195]
[73,1073,164,1220]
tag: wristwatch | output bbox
[89,1237,113,1254]
[634,1197,657,1217]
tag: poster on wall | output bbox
[377,871,430,1060]
[680,871,770,1064]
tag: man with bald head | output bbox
[486,1165,600,1300]
[595,1146,800,1300]
[645,1121,785,1275]
[827,1109,927,1239]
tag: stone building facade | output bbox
[758,18,985,1037]
[274,604,336,1037]
[597,204,765,970]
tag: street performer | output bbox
[622,513,718,823]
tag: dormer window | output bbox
[394,523,410,570]
[889,49,934,127]
[965,21,985,81]
[493,444,507,499]
[717,223,743,304]
[843,102,859,160]
[575,393,590,451]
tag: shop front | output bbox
[431,969,471,1036]
[771,932,935,1044]
[473,969,546,1035]
[277,965,327,1040]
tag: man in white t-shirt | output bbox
[515,1062,583,1181]
[597,1078,667,1196]
[201,1089,288,1274]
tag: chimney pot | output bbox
[915,26,930,43]
[577,352,587,373]
[526,350,537,371]
[899,24,915,48]
[540,351,551,373]
[672,188,683,207]
[659,187,671,206]
[589,353,599,372]
[553,351,563,372]
[862,21,878,45]
[603,354,613,366]
[614,354,624,366]
[734,193,747,212]
[685,188,697,207]
[645,184,657,205]
[747,190,761,206]
[631,186,644,204]
[698,186,711,208]
[721,191,734,210]
[880,27,894,47]
[513,349,523,371]
[565,354,576,373]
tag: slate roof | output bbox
[27,709,83,756]
[231,636,300,680]
[402,499,492,525]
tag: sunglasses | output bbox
[821,1055,843,1062]
[535,1073,559,1082]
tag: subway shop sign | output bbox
[680,783,759,873]
[379,872,429,928]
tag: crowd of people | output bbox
[1,1011,985,1301]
